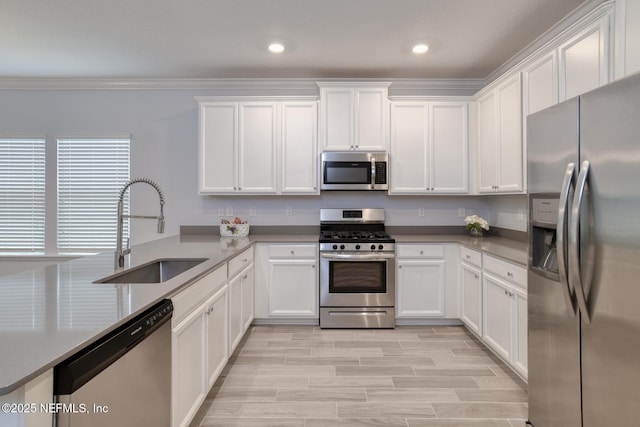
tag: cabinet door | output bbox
[228,273,243,353]
[496,74,523,192]
[205,287,228,390]
[476,91,498,192]
[241,264,254,332]
[389,102,428,193]
[523,52,558,117]
[172,307,205,427]
[430,102,468,193]
[320,87,353,150]
[559,16,610,101]
[281,101,318,194]
[482,273,513,362]
[460,262,482,336]
[355,87,388,151]
[513,286,528,378]
[198,102,237,193]
[268,259,318,317]
[238,102,278,193]
[396,259,446,318]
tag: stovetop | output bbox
[319,230,394,243]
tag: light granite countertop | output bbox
[0,231,524,395]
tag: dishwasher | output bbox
[54,299,173,427]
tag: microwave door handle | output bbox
[371,158,376,189]
[557,162,577,316]
[569,160,591,324]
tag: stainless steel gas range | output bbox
[319,208,396,328]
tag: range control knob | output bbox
[340,244,345,250]
[355,244,361,250]
[370,244,376,250]
[332,244,338,250]
[378,244,384,250]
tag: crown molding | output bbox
[0,76,484,96]
[484,0,613,85]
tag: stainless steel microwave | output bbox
[321,152,388,191]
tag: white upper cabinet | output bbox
[197,97,318,195]
[476,73,523,194]
[390,100,468,194]
[559,14,611,101]
[319,83,390,151]
[238,102,278,193]
[523,51,558,117]
[615,0,640,78]
[198,102,237,193]
[281,101,318,193]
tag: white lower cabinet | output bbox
[170,249,254,427]
[395,244,460,322]
[480,255,528,379]
[205,287,228,390]
[254,243,318,321]
[396,257,446,318]
[460,261,482,336]
[172,300,206,427]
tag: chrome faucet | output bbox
[115,178,165,269]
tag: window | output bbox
[57,138,130,254]
[0,138,46,254]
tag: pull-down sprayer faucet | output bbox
[115,178,165,269]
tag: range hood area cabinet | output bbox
[318,82,390,151]
[197,97,319,195]
[389,99,469,194]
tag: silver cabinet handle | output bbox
[569,160,592,324]
[557,162,577,316]
[371,157,377,190]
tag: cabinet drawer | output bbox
[460,246,482,267]
[396,244,445,259]
[483,255,527,289]
[269,244,317,259]
[172,265,227,324]
[228,247,254,278]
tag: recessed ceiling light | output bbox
[412,43,429,54]
[268,43,285,54]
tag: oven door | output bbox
[319,252,395,307]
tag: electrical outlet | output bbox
[418,208,425,217]
[225,206,233,216]
[218,208,225,217]
[249,207,256,217]
[458,208,466,218]
[286,207,293,216]
[518,209,525,220]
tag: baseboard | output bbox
[394,318,463,326]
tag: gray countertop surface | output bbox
[0,232,525,395]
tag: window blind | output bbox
[57,138,130,254]
[0,138,46,253]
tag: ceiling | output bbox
[0,0,587,80]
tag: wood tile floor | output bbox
[190,325,528,427]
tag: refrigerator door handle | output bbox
[569,160,592,324]
[557,162,577,316]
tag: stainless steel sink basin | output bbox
[94,258,208,284]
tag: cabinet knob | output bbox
[507,272,513,278]
[504,290,508,295]
[239,187,242,190]
[311,264,315,269]
[243,274,248,279]
[474,274,479,279]
[243,258,248,263]
[466,255,471,260]
[420,250,424,255]
[398,265,402,269]
[291,250,295,255]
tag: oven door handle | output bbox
[320,252,396,261]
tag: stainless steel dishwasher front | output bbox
[53,299,173,427]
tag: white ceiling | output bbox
[0,0,586,80]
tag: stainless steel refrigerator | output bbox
[527,72,640,427]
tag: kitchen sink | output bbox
[94,258,208,284]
